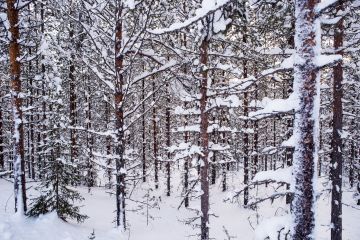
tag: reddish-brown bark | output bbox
[7,0,27,213]
[199,37,210,240]
[330,1,344,239]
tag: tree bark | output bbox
[166,84,171,196]
[243,90,249,206]
[69,2,77,164]
[292,0,320,239]
[114,2,126,229]
[199,36,210,240]
[330,1,344,239]
[142,79,146,182]
[105,100,112,189]
[252,88,259,178]
[153,81,159,189]
[0,98,3,170]
[86,86,94,190]
[242,20,249,205]
[7,0,27,214]
[184,102,189,208]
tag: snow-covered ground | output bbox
[0,173,359,240]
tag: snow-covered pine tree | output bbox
[27,15,88,222]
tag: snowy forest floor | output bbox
[0,172,359,240]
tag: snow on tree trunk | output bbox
[142,79,146,183]
[114,2,126,230]
[153,81,159,189]
[166,83,171,196]
[7,0,27,214]
[199,36,210,240]
[330,1,344,239]
[69,16,77,166]
[0,102,3,170]
[243,90,249,206]
[242,19,249,206]
[292,0,320,239]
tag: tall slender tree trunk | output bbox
[27,27,35,179]
[184,102,189,208]
[86,86,94,190]
[69,4,77,164]
[153,81,159,189]
[114,2,126,229]
[38,1,46,180]
[242,21,249,205]
[243,90,249,205]
[105,100,112,189]
[166,84,171,196]
[292,0,320,239]
[252,88,259,178]
[142,79,146,182]
[7,0,27,214]
[199,36,210,240]
[286,86,294,204]
[330,1,344,239]
[0,98,3,170]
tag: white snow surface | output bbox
[0,175,359,240]
[252,167,292,184]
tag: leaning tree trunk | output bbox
[114,2,126,230]
[199,35,210,240]
[7,0,27,214]
[330,1,344,239]
[292,0,320,239]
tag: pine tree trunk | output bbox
[86,85,94,190]
[153,81,159,189]
[330,1,344,239]
[7,0,27,214]
[142,79,146,182]
[242,22,249,205]
[166,84,171,196]
[27,36,35,179]
[292,0,320,238]
[29,79,35,179]
[38,1,46,180]
[105,100,112,189]
[69,11,77,164]
[243,95,249,205]
[252,88,259,178]
[199,36,210,240]
[114,2,126,229]
[0,101,3,170]
[184,102,189,207]
[349,140,354,187]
